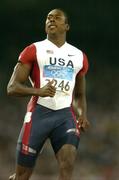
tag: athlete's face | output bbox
[45,9,69,36]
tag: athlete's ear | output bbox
[66,24,70,31]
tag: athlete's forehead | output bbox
[47,9,65,18]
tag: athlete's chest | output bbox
[36,46,82,71]
[34,42,83,92]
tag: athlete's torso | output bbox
[34,39,83,110]
[19,39,88,110]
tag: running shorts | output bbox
[16,104,80,167]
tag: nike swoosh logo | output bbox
[68,54,75,56]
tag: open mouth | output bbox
[48,24,57,28]
[50,25,56,28]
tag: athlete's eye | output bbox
[47,15,51,20]
[55,16,61,20]
[46,15,62,21]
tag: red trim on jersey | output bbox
[78,53,89,76]
[19,43,40,112]
[18,44,36,65]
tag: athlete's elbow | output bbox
[7,83,17,96]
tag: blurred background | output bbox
[0,0,119,179]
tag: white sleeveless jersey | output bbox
[34,39,84,110]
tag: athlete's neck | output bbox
[47,34,66,48]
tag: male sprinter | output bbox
[7,8,90,180]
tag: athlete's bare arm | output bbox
[72,75,90,131]
[7,62,56,97]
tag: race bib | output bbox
[43,65,74,93]
[43,65,74,80]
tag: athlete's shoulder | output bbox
[19,43,37,64]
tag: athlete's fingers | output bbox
[46,81,56,94]
[45,90,55,97]
[82,121,90,130]
[39,80,56,97]
[48,90,56,97]
[48,85,56,93]
[49,93,55,97]
[41,87,56,97]
[48,79,56,89]
[80,120,90,132]
[77,118,83,126]
[47,79,54,85]
[77,118,89,132]
[49,79,55,85]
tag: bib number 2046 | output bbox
[46,79,70,92]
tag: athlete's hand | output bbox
[39,79,56,97]
[77,117,90,132]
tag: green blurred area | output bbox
[0,0,119,179]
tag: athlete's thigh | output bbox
[16,104,54,168]
[56,144,77,165]
[50,107,80,154]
